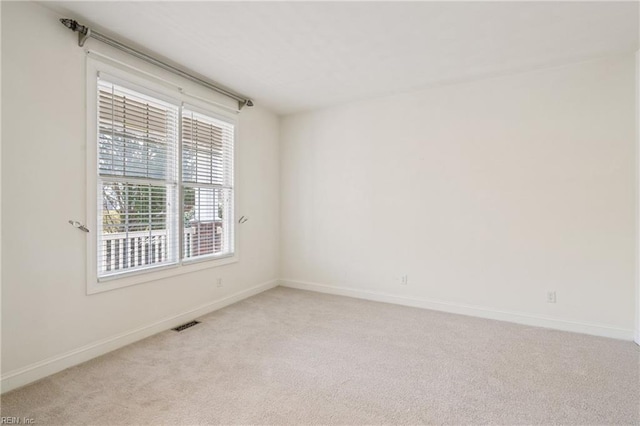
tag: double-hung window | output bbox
[91,67,236,292]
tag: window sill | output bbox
[87,254,239,295]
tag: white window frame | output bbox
[86,57,239,295]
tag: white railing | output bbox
[101,228,195,272]
[101,224,223,273]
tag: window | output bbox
[181,110,235,260]
[91,69,236,289]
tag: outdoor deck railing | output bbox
[101,224,222,273]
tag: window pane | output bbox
[183,187,233,260]
[99,181,178,276]
[98,81,178,181]
[182,110,233,186]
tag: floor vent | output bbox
[172,320,201,332]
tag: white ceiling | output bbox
[45,1,638,115]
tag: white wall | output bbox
[1,1,280,389]
[636,50,640,346]
[281,55,637,339]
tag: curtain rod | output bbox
[60,18,254,111]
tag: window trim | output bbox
[86,57,239,295]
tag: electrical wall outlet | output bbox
[546,291,556,303]
[400,275,408,285]
[216,278,223,288]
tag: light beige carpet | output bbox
[1,287,639,425]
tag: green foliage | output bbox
[184,187,195,227]
[102,183,167,233]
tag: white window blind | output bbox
[182,109,235,260]
[94,76,236,282]
[97,79,179,278]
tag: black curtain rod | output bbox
[60,18,254,111]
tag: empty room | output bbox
[1,1,639,424]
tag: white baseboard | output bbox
[280,279,635,341]
[1,279,278,394]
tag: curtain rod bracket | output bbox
[59,17,254,110]
[79,28,91,47]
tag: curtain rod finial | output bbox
[60,18,77,30]
[60,18,88,35]
[239,99,254,110]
